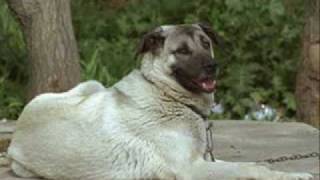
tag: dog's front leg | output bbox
[191,160,313,180]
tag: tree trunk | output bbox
[8,0,81,101]
[295,0,319,128]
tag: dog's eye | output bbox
[200,35,211,49]
[202,41,210,49]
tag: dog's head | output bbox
[137,23,221,94]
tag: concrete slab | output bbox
[213,120,319,179]
[0,120,319,179]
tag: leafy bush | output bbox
[0,0,305,120]
[0,0,26,119]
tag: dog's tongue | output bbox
[195,79,216,93]
[201,79,216,92]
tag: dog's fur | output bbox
[8,24,312,180]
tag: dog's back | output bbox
[8,76,177,180]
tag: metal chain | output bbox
[204,121,216,162]
[257,152,320,164]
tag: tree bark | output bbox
[8,0,81,101]
[295,0,319,128]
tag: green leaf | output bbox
[225,0,244,11]
[250,92,263,103]
[283,93,296,111]
[269,0,285,21]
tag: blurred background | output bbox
[0,0,318,127]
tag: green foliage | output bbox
[0,0,305,120]
[0,0,26,119]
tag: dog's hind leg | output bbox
[11,160,39,178]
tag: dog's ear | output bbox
[197,22,225,48]
[136,28,165,57]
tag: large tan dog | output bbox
[8,24,313,180]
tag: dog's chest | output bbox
[138,101,208,159]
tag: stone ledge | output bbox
[0,120,15,152]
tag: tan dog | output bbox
[8,24,313,180]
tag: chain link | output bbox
[257,152,320,164]
[204,121,216,162]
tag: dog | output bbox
[8,24,313,180]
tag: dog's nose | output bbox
[203,61,218,74]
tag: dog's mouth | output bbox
[172,66,217,94]
[192,77,216,93]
